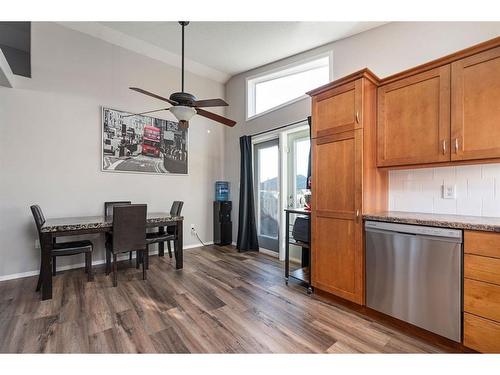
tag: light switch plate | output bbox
[442,184,457,199]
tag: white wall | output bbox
[224,22,500,235]
[0,22,227,278]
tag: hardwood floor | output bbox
[0,245,444,353]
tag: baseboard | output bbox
[259,247,279,258]
[0,243,208,282]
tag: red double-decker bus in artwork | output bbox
[142,125,161,157]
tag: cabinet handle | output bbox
[356,209,360,222]
[454,138,459,153]
[355,111,360,124]
[442,140,446,155]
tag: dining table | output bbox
[39,212,183,300]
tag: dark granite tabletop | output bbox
[41,212,183,233]
[363,211,500,232]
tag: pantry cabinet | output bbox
[308,70,387,305]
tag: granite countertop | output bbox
[363,211,500,232]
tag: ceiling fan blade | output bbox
[129,87,178,105]
[196,108,236,127]
[121,108,170,118]
[193,98,228,107]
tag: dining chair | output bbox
[104,201,133,264]
[142,201,183,265]
[31,205,94,292]
[106,204,147,287]
[166,201,184,258]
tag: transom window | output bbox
[247,54,331,119]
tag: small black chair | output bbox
[31,205,94,292]
[106,204,147,287]
[166,201,184,257]
[144,201,183,263]
[104,201,133,262]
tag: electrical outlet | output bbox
[34,239,40,249]
[442,184,457,199]
[191,224,196,233]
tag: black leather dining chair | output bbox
[166,201,184,258]
[104,201,133,263]
[106,204,147,287]
[143,201,183,264]
[31,205,94,292]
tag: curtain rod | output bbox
[249,117,309,138]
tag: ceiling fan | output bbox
[127,21,236,129]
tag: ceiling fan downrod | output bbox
[179,21,189,93]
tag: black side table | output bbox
[284,208,312,294]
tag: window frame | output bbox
[245,51,333,121]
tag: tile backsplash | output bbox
[389,164,500,217]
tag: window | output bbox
[247,54,331,119]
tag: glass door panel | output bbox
[254,138,280,252]
[287,130,311,209]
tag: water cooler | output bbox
[214,182,232,246]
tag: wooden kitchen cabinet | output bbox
[377,66,451,167]
[451,45,500,161]
[464,230,500,353]
[308,70,387,305]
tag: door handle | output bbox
[356,209,360,222]
[355,111,360,124]
[442,140,446,155]
[454,138,459,153]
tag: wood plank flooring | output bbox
[0,245,443,353]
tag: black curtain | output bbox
[306,116,312,189]
[237,135,259,251]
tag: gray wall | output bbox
[0,22,226,278]
[224,22,500,239]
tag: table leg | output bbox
[285,212,290,281]
[158,226,165,257]
[40,232,53,300]
[175,220,183,269]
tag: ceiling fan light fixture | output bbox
[170,105,196,122]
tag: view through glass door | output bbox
[287,130,311,209]
[254,138,280,252]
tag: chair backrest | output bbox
[104,201,131,220]
[112,204,147,253]
[30,205,46,233]
[170,201,184,217]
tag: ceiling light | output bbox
[170,105,196,122]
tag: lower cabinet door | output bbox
[464,313,500,353]
[312,215,363,304]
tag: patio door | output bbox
[254,138,280,252]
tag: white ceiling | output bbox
[98,22,386,79]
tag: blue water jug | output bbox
[215,181,230,201]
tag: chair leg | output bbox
[129,251,132,261]
[86,252,93,282]
[106,249,111,275]
[142,250,147,280]
[136,251,141,269]
[52,256,57,276]
[167,241,173,258]
[145,247,149,270]
[36,262,43,292]
[112,253,118,287]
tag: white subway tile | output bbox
[457,197,482,216]
[409,168,434,181]
[402,180,422,193]
[468,178,495,199]
[434,197,457,215]
[482,164,500,179]
[433,166,456,183]
[482,198,500,217]
[456,165,482,180]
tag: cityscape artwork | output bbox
[101,107,188,175]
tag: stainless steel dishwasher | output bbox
[365,220,462,342]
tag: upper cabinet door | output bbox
[377,66,451,167]
[311,80,361,139]
[451,46,500,161]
